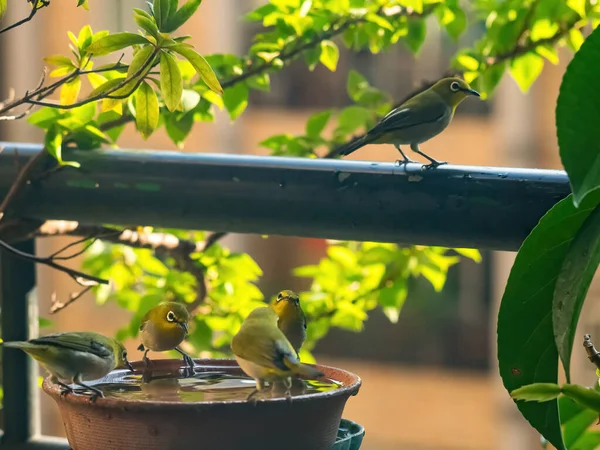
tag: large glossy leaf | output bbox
[557,26,600,207]
[553,203,600,382]
[135,81,159,139]
[498,191,600,450]
[86,32,150,55]
[160,52,183,112]
[172,44,223,94]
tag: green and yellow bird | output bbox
[3,331,132,400]
[138,302,194,371]
[270,290,306,356]
[231,307,323,401]
[335,77,480,169]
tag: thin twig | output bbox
[584,334,600,370]
[0,239,108,285]
[50,286,93,314]
[0,0,50,35]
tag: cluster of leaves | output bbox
[511,376,600,449]
[294,243,480,355]
[497,23,600,450]
[453,0,596,94]
[81,232,479,362]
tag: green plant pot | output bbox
[331,419,365,450]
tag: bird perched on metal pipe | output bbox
[333,77,480,169]
[231,306,323,402]
[270,290,306,356]
[137,302,194,372]
[3,331,133,400]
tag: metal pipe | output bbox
[0,143,570,251]
[0,239,37,446]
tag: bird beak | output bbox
[178,321,189,335]
[126,359,134,373]
[463,88,480,97]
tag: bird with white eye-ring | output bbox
[137,302,194,373]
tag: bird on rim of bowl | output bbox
[137,302,195,373]
[3,331,133,400]
[331,77,481,169]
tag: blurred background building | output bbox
[0,1,596,449]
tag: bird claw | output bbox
[422,161,447,170]
[394,158,415,167]
[284,390,293,404]
[59,386,72,397]
[88,392,103,403]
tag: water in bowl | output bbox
[93,370,342,402]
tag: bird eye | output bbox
[167,311,176,322]
[276,293,283,302]
[122,350,127,359]
[450,81,460,92]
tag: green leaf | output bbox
[160,52,183,111]
[571,431,600,450]
[86,32,151,55]
[567,0,587,18]
[135,81,159,139]
[0,0,7,21]
[154,0,172,29]
[172,44,223,94]
[165,112,194,148]
[557,26,600,206]
[405,19,426,53]
[128,45,155,80]
[181,89,201,112]
[336,106,371,136]
[28,107,62,129]
[78,25,93,51]
[45,125,64,164]
[562,384,600,413]
[347,69,368,101]
[222,83,249,120]
[509,52,544,92]
[511,383,562,402]
[163,0,203,33]
[320,40,339,71]
[134,10,160,38]
[436,4,466,41]
[44,55,75,68]
[60,77,81,105]
[456,54,479,71]
[306,110,331,137]
[498,192,600,450]
[553,204,600,382]
[562,402,599,448]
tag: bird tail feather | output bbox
[334,135,371,157]
[284,358,324,379]
[3,341,46,358]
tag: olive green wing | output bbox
[30,332,112,358]
[139,309,152,332]
[231,324,296,371]
[368,91,446,137]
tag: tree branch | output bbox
[34,222,229,313]
[0,0,49,36]
[0,239,108,286]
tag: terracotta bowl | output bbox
[42,358,361,450]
